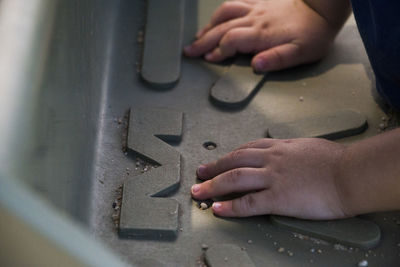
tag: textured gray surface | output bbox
[127,108,183,164]
[119,108,182,239]
[18,0,121,224]
[210,55,266,108]
[141,0,184,88]
[133,258,166,267]
[128,107,183,142]
[15,0,399,266]
[267,109,368,140]
[270,216,381,249]
[119,166,180,239]
[87,1,400,265]
[205,244,255,267]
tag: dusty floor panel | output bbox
[89,0,400,266]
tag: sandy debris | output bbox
[200,202,208,210]
[201,243,208,250]
[333,244,347,251]
[358,259,368,267]
[111,185,123,230]
[137,30,144,43]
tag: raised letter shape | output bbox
[119,108,183,239]
[210,56,267,109]
[271,216,381,249]
[267,109,368,140]
[141,0,184,88]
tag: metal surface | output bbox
[1,0,399,266]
